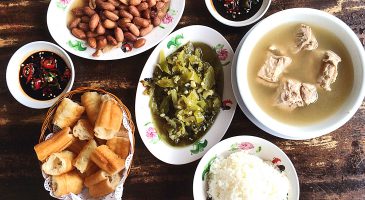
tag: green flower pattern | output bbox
[167,34,184,49]
[67,40,87,51]
[190,139,208,155]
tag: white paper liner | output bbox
[42,108,134,200]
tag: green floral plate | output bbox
[135,25,236,165]
[47,0,185,60]
[193,136,300,199]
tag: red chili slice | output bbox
[32,78,43,90]
[41,57,56,69]
[22,63,34,84]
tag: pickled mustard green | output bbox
[142,42,222,146]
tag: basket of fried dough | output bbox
[34,87,135,200]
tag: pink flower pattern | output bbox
[60,0,71,4]
[217,48,229,61]
[146,127,157,139]
[162,13,173,24]
[238,142,254,150]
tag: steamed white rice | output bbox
[207,151,290,200]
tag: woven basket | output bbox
[39,86,135,189]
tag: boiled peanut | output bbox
[133,17,150,28]
[89,14,100,32]
[119,17,131,24]
[147,0,156,7]
[103,19,116,29]
[142,9,151,19]
[124,32,137,42]
[114,27,124,42]
[133,38,146,48]
[83,6,96,16]
[81,16,90,23]
[72,8,84,17]
[118,4,128,10]
[92,49,103,57]
[87,31,98,38]
[104,10,119,21]
[78,22,89,31]
[88,37,97,48]
[137,2,149,11]
[157,10,166,19]
[156,2,165,10]
[96,36,107,49]
[128,23,140,36]
[112,10,119,15]
[129,6,140,17]
[96,23,106,35]
[152,16,161,26]
[107,0,120,7]
[71,28,86,39]
[119,10,133,20]
[68,17,81,29]
[98,2,115,11]
[130,0,142,6]
[140,24,153,36]
[106,35,118,45]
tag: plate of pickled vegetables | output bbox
[135,25,236,164]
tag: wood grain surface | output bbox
[1,0,365,199]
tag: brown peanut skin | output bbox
[114,27,124,42]
[68,18,81,29]
[124,32,137,42]
[86,31,98,38]
[78,22,89,32]
[71,28,86,39]
[133,17,150,28]
[96,23,106,35]
[98,2,115,11]
[147,0,157,7]
[128,23,140,36]
[83,6,96,16]
[106,35,118,45]
[89,14,100,32]
[119,10,133,20]
[142,9,151,19]
[104,10,119,21]
[107,0,120,7]
[129,6,140,17]
[130,0,142,6]
[152,17,161,27]
[133,38,146,48]
[81,16,90,23]
[137,2,149,11]
[140,24,153,36]
[103,19,117,29]
[72,8,84,17]
[96,36,107,49]
[156,2,165,10]
[88,37,97,48]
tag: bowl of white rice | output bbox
[193,136,299,200]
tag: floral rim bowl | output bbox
[47,0,185,60]
[135,25,237,165]
[193,135,300,200]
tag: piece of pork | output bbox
[276,79,304,111]
[276,79,318,111]
[317,50,342,91]
[257,53,292,83]
[294,24,318,53]
[301,83,318,105]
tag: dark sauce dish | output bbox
[6,41,74,109]
[205,0,271,27]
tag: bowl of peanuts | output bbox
[47,0,185,60]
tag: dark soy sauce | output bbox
[213,0,263,21]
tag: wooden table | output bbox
[1,0,365,199]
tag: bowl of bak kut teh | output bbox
[235,8,365,140]
[6,41,75,109]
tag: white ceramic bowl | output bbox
[235,8,365,140]
[47,0,185,60]
[205,0,271,27]
[135,25,237,165]
[193,135,300,200]
[6,41,75,109]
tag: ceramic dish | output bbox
[47,0,185,60]
[193,135,300,200]
[6,41,74,109]
[235,8,365,140]
[135,25,236,165]
[205,0,271,27]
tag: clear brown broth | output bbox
[247,23,354,125]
